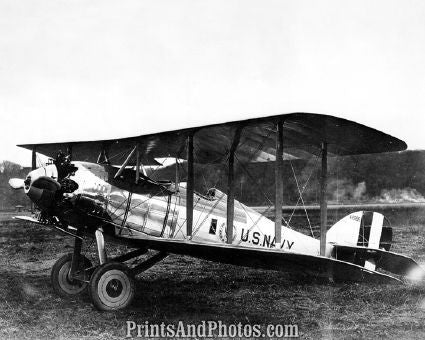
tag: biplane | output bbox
[8,112,425,311]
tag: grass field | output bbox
[1,214,425,339]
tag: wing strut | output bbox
[97,143,110,164]
[226,126,243,244]
[114,146,137,179]
[175,157,179,192]
[186,132,194,238]
[320,142,328,256]
[135,144,140,184]
[67,143,73,161]
[275,120,284,248]
[31,146,37,213]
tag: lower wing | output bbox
[120,235,404,284]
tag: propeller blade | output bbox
[9,178,25,190]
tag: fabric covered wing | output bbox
[120,235,402,283]
[18,112,407,164]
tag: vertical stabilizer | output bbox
[327,211,363,246]
[327,211,392,250]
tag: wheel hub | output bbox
[105,278,123,298]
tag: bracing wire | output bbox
[289,159,315,238]
[285,154,321,233]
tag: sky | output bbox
[0,0,424,166]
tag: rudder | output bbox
[327,211,392,251]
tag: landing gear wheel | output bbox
[51,253,92,298]
[88,262,135,311]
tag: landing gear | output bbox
[87,248,168,311]
[88,262,135,311]
[51,253,92,297]
[50,227,168,310]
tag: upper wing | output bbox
[18,112,407,164]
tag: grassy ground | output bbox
[1,215,425,339]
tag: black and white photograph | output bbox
[1,0,425,339]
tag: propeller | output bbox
[8,178,25,190]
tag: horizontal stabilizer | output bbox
[333,244,425,280]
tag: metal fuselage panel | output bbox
[71,162,321,256]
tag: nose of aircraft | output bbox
[8,164,61,210]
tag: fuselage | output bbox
[67,161,322,256]
[23,161,327,256]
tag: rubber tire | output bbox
[88,262,135,311]
[51,253,92,298]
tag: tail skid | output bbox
[328,211,425,282]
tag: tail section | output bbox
[333,244,425,281]
[327,211,392,250]
[327,211,425,281]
